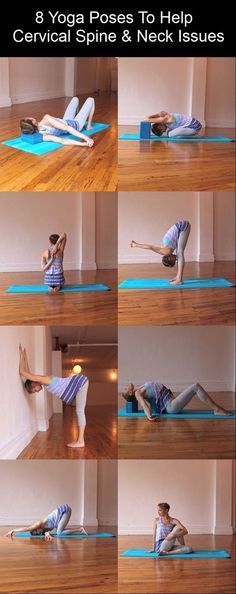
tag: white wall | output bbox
[0,460,117,527]
[96,193,117,268]
[118,460,233,535]
[118,326,235,394]
[118,192,235,263]
[75,58,115,95]
[205,58,235,128]
[9,58,66,103]
[0,58,11,106]
[0,193,80,272]
[213,192,235,260]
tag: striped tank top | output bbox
[45,503,71,530]
[162,220,190,251]
[168,113,202,131]
[39,118,80,137]
[155,516,175,553]
[44,247,65,288]
[141,382,173,414]
[47,375,88,404]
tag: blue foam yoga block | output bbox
[7,283,110,294]
[119,277,235,290]
[15,531,115,538]
[140,121,151,139]
[118,408,236,419]
[126,401,139,414]
[120,548,231,559]
[21,132,43,144]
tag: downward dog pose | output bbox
[20,96,95,147]
[122,381,230,420]
[146,111,202,138]
[149,503,192,556]
[130,220,191,284]
[5,504,87,541]
[41,232,67,293]
[19,345,89,448]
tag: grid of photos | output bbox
[0,55,235,594]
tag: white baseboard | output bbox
[118,254,197,264]
[214,525,233,535]
[206,120,235,128]
[214,253,235,262]
[79,262,97,271]
[11,90,66,105]
[37,419,49,432]
[0,422,37,460]
[118,381,234,392]
[119,523,213,535]
[0,262,80,273]
[0,96,12,107]
[197,253,215,262]
[0,516,97,526]
[97,261,117,269]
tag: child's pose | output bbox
[130,220,191,284]
[41,232,67,293]
[5,504,87,541]
[147,111,202,138]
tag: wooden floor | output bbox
[118,261,235,325]
[118,534,235,594]
[0,93,117,192]
[18,406,117,460]
[0,269,117,325]
[118,392,235,459]
[118,126,235,191]
[0,526,117,594]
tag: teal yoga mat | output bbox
[118,409,236,419]
[7,283,110,294]
[15,531,115,538]
[120,548,231,559]
[119,133,235,142]
[119,277,234,290]
[2,123,110,155]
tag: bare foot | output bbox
[67,441,85,448]
[148,416,159,422]
[130,240,137,248]
[170,279,183,285]
[86,125,93,130]
[214,407,231,416]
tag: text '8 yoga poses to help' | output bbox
[41,232,66,293]
[122,381,230,421]
[5,504,87,541]
[150,503,192,556]
[130,220,191,285]
[20,96,95,147]
[146,111,202,138]
[19,345,89,448]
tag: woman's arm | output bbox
[5,519,45,537]
[135,389,153,420]
[43,133,94,147]
[149,517,158,552]
[21,369,52,385]
[42,116,94,146]
[130,241,172,256]
[52,232,67,255]
[41,250,55,272]
[165,518,188,540]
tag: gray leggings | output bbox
[50,508,71,535]
[62,96,95,131]
[176,224,191,269]
[75,380,89,426]
[166,383,210,414]
[159,526,192,554]
[168,127,198,138]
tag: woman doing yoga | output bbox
[41,232,67,293]
[146,111,202,138]
[122,381,230,420]
[130,220,191,284]
[20,96,95,147]
[19,345,89,448]
[150,503,192,556]
[5,504,87,541]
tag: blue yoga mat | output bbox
[2,123,110,155]
[118,408,236,419]
[119,277,234,290]
[119,133,235,142]
[7,283,110,294]
[15,531,115,539]
[120,548,231,559]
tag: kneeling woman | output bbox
[150,502,192,556]
[41,232,67,293]
[19,345,89,448]
[122,381,229,420]
[6,503,87,541]
[146,111,202,138]
[20,96,95,148]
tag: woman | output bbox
[130,220,191,284]
[19,345,89,448]
[5,503,87,541]
[122,381,230,420]
[41,232,67,293]
[20,96,95,148]
[146,111,202,138]
[150,503,192,556]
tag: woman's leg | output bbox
[171,224,191,284]
[159,527,192,555]
[57,509,71,534]
[168,127,198,138]
[67,381,89,448]
[63,97,79,120]
[166,383,229,415]
[74,98,95,131]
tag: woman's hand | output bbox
[44,532,54,541]
[148,549,155,553]
[86,138,94,148]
